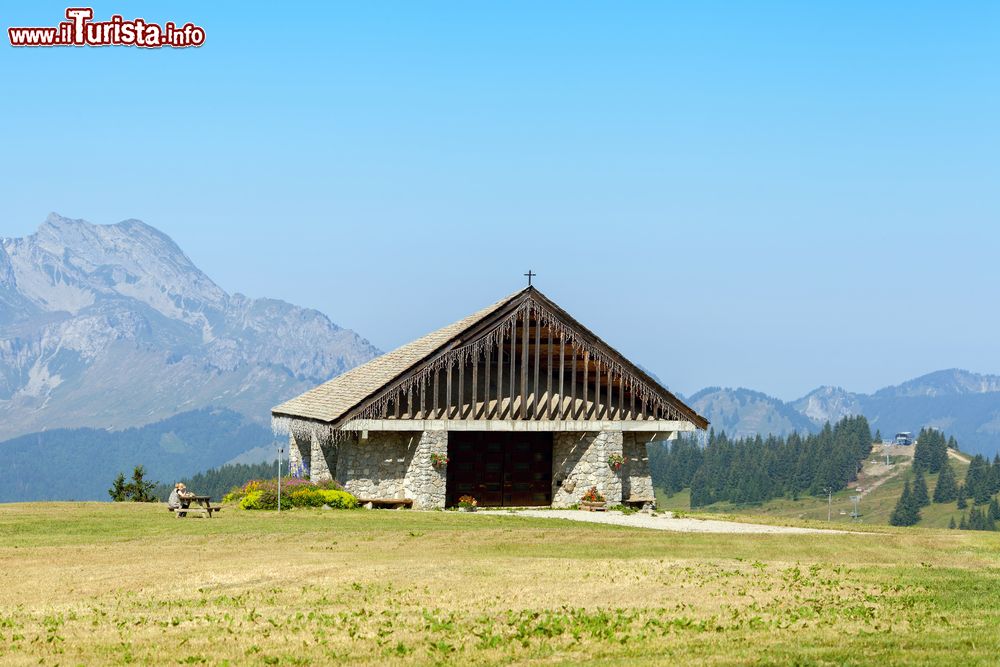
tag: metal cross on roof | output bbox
[524,270,536,287]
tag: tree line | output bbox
[890,427,1000,530]
[151,460,285,501]
[650,416,874,508]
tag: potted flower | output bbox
[607,453,628,471]
[457,495,478,512]
[580,486,606,511]
[430,452,449,469]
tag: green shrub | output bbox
[240,490,265,510]
[289,488,324,508]
[318,490,358,509]
[234,483,356,510]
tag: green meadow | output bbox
[2,503,1000,665]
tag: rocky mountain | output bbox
[686,387,816,439]
[691,370,1000,457]
[0,213,381,441]
[872,369,1000,399]
[791,386,864,425]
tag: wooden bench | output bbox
[624,497,655,510]
[168,506,222,518]
[168,495,221,517]
[357,498,413,509]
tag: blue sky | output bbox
[2,2,998,400]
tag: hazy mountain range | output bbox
[0,215,998,501]
[686,369,1000,456]
[0,213,380,441]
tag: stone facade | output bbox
[622,432,656,501]
[552,431,623,507]
[297,427,655,510]
[296,430,448,510]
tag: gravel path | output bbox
[503,509,859,535]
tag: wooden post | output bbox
[496,333,503,419]
[420,376,426,419]
[457,357,464,419]
[546,327,553,419]
[520,310,529,419]
[445,362,452,419]
[581,351,589,420]
[483,346,493,419]
[557,335,565,418]
[471,352,478,419]
[433,367,440,418]
[594,358,601,420]
[532,314,541,419]
[569,343,577,419]
[509,319,517,419]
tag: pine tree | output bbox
[874,429,882,443]
[957,484,968,509]
[948,516,956,529]
[933,462,959,503]
[889,480,920,527]
[912,470,930,507]
[126,465,158,502]
[959,513,968,530]
[990,497,1000,522]
[108,472,128,502]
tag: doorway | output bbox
[446,432,553,507]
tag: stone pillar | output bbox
[289,432,309,478]
[552,430,624,507]
[600,430,624,505]
[309,431,335,483]
[404,430,447,509]
[622,433,655,504]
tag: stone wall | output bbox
[326,430,448,510]
[622,433,655,502]
[551,431,624,507]
[297,427,655,510]
[403,430,447,509]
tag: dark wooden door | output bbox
[446,432,552,507]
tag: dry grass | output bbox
[2,503,1000,665]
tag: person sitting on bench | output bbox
[167,482,194,517]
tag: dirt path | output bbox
[503,509,862,535]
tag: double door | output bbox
[446,432,552,507]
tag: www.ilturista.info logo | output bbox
[8,8,205,48]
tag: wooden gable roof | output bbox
[272,286,708,432]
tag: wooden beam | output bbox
[509,318,517,419]
[545,326,553,419]
[495,334,503,419]
[471,353,478,419]
[569,343,577,419]
[532,316,540,418]
[520,311,529,419]
[581,351,589,420]
[484,346,491,419]
[433,368,440,418]
[419,376,426,419]
[594,358,601,420]
[445,362,452,419]
[458,358,464,419]
[618,372,625,420]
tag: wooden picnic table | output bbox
[169,494,222,518]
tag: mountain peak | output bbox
[0,214,381,440]
[875,369,1000,398]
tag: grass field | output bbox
[2,503,1000,665]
